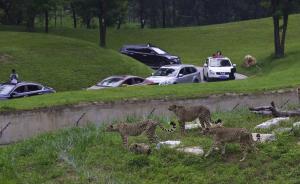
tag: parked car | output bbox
[203,57,236,81]
[87,75,151,90]
[120,44,181,69]
[0,82,55,100]
[146,64,201,85]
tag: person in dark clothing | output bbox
[9,69,19,84]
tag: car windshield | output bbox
[153,68,177,77]
[210,59,232,67]
[97,77,123,87]
[0,84,15,95]
[152,47,167,55]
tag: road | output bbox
[196,67,247,83]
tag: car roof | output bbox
[160,64,196,69]
[122,43,157,49]
[1,81,43,87]
[208,56,230,60]
[105,75,143,80]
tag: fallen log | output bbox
[249,101,300,117]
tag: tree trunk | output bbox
[161,0,166,28]
[272,15,281,57]
[86,16,91,29]
[45,9,49,33]
[99,0,106,47]
[271,0,290,58]
[54,9,57,28]
[171,0,176,26]
[71,3,77,29]
[26,14,35,32]
[139,0,145,29]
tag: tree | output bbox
[263,0,299,58]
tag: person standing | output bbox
[9,69,19,84]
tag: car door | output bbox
[132,77,145,86]
[176,67,189,83]
[26,84,43,96]
[185,67,198,82]
[11,85,27,98]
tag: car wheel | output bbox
[193,79,200,83]
[207,75,212,82]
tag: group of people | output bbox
[212,50,223,58]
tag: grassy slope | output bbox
[50,15,300,75]
[0,110,299,183]
[0,32,152,91]
[0,15,300,110]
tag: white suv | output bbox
[203,57,236,81]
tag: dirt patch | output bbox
[0,53,14,64]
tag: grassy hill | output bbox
[0,15,300,110]
[0,110,299,183]
[50,14,300,75]
[0,32,152,91]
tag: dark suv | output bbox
[120,44,181,69]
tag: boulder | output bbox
[252,133,276,143]
[293,122,300,128]
[255,117,290,129]
[156,140,181,149]
[177,146,204,156]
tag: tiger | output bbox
[106,120,176,148]
[203,120,257,162]
[168,104,212,135]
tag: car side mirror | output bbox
[233,64,237,67]
[204,63,208,67]
[178,74,184,78]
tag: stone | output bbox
[156,140,181,149]
[252,133,276,143]
[273,127,293,133]
[293,122,300,128]
[177,146,204,156]
[185,123,201,130]
[255,117,290,129]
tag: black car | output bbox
[0,82,55,100]
[120,44,181,69]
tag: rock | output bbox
[293,122,300,128]
[273,127,293,133]
[156,140,181,149]
[185,123,201,130]
[177,146,204,156]
[252,133,276,143]
[255,117,290,129]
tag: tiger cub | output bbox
[106,120,176,148]
[168,104,212,135]
[203,120,257,162]
[129,143,151,155]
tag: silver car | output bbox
[146,64,201,85]
[87,75,150,90]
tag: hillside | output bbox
[0,110,299,183]
[0,32,152,91]
[0,15,300,110]
[50,14,300,75]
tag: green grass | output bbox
[0,110,299,183]
[0,15,300,111]
[0,32,152,91]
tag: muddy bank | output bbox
[0,88,299,144]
